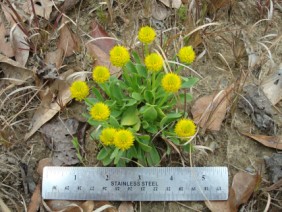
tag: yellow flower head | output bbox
[175,119,197,138]
[92,66,110,84]
[110,46,130,67]
[138,26,156,44]
[145,53,163,72]
[70,81,89,101]
[100,127,117,146]
[90,102,110,121]
[114,129,134,151]
[178,46,196,64]
[161,73,181,92]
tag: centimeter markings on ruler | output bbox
[42,166,228,201]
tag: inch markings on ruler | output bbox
[42,167,228,201]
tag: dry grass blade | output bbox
[0,197,11,212]
[263,179,282,192]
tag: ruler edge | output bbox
[42,166,229,201]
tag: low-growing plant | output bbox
[70,26,198,166]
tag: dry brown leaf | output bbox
[67,201,94,212]
[44,200,91,212]
[45,48,64,68]
[158,0,182,8]
[205,188,236,212]
[57,17,80,57]
[1,3,17,25]
[24,69,86,141]
[0,20,14,57]
[40,118,80,166]
[152,1,170,21]
[0,53,33,86]
[23,0,54,20]
[36,158,53,177]
[94,201,117,212]
[118,202,134,212]
[208,0,235,14]
[240,132,282,150]
[90,21,116,54]
[261,64,282,105]
[11,24,29,66]
[206,172,259,211]
[87,21,120,76]
[27,183,41,212]
[232,172,260,206]
[87,43,120,76]
[191,85,234,131]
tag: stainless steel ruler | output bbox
[42,167,228,201]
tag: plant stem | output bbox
[144,44,149,56]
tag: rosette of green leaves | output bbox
[84,52,198,167]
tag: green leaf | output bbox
[143,106,158,122]
[142,120,149,129]
[160,112,182,128]
[72,137,79,151]
[92,87,104,101]
[109,116,120,128]
[97,147,110,160]
[137,146,147,166]
[181,77,199,89]
[180,93,193,103]
[132,119,141,131]
[170,137,180,145]
[156,107,166,118]
[102,155,114,166]
[138,135,150,144]
[136,64,147,78]
[114,150,124,164]
[146,125,158,134]
[124,99,138,107]
[116,159,126,167]
[131,92,143,101]
[110,109,123,118]
[147,145,161,166]
[127,146,138,160]
[126,61,138,74]
[110,147,119,159]
[132,51,141,63]
[85,98,98,107]
[183,143,194,153]
[144,90,154,103]
[109,83,124,100]
[88,119,102,128]
[121,106,139,126]
[136,137,152,152]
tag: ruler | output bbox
[42,167,228,201]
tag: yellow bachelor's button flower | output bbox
[114,129,134,151]
[90,102,110,121]
[110,46,130,67]
[174,119,197,138]
[145,53,163,72]
[99,127,117,146]
[161,73,181,93]
[178,46,196,64]
[138,26,156,44]
[92,66,110,84]
[70,81,89,101]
